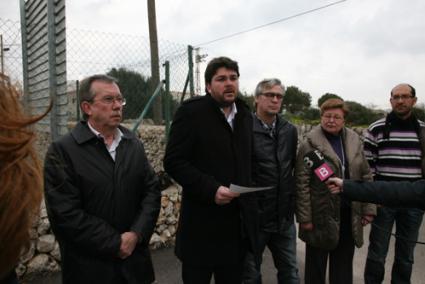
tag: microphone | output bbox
[303,150,334,182]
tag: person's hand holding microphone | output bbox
[326,177,344,194]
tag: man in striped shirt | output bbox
[363,83,425,284]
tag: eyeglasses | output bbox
[322,114,344,121]
[261,92,284,100]
[391,94,413,101]
[91,96,127,106]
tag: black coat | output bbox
[252,114,298,231]
[164,94,258,266]
[344,180,425,210]
[44,122,161,284]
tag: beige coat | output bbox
[295,125,376,250]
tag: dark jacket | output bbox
[252,114,297,232]
[44,122,161,284]
[296,126,376,250]
[344,180,425,210]
[163,94,258,266]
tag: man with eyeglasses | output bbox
[243,78,300,284]
[44,74,161,284]
[363,83,425,284]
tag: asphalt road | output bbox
[153,222,425,284]
[28,222,425,284]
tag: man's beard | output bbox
[394,107,412,119]
[218,91,237,107]
[217,99,235,108]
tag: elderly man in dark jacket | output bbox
[44,74,161,284]
[164,56,258,283]
[243,78,299,284]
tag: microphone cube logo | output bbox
[303,156,314,168]
[314,163,334,181]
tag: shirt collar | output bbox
[221,103,238,129]
[221,102,238,119]
[255,113,276,131]
[87,122,123,144]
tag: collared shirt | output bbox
[87,122,123,161]
[221,102,238,130]
[255,113,276,138]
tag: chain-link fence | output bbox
[67,28,193,122]
[0,18,23,86]
[1,17,195,125]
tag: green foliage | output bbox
[107,67,155,119]
[107,67,179,121]
[238,92,255,112]
[280,86,386,127]
[282,86,311,113]
[413,106,425,121]
[299,108,321,122]
[317,93,342,107]
[345,101,383,126]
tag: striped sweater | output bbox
[364,112,425,181]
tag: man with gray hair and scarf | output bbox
[243,78,299,284]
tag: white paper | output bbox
[229,184,273,194]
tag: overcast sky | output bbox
[1,0,424,108]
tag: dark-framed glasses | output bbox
[93,96,127,106]
[391,94,413,101]
[261,92,284,100]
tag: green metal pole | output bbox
[132,81,164,133]
[180,73,190,104]
[164,61,171,141]
[188,45,195,97]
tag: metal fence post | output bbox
[164,60,170,141]
[19,0,29,109]
[188,45,195,97]
[0,34,4,74]
[76,80,80,121]
[47,0,59,140]
[131,81,165,133]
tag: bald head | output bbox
[391,83,416,98]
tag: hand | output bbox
[326,177,344,194]
[118,231,139,259]
[361,215,374,226]
[300,222,314,231]
[215,186,240,205]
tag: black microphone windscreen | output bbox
[303,150,334,182]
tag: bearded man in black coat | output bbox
[164,56,258,284]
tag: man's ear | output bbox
[81,101,92,117]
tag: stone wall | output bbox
[19,122,366,281]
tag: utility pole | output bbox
[1,34,4,74]
[147,0,162,124]
[0,34,10,74]
[194,48,207,96]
